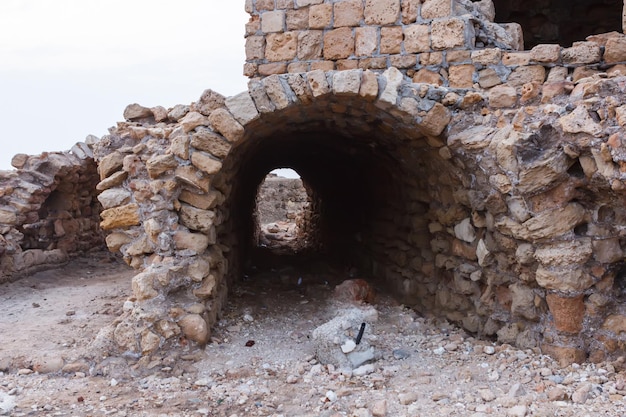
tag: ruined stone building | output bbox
[2,0,626,365]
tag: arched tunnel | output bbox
[213,94,462,308]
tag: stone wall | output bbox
[0,142,104,282]
[256,174,308,224]
[4,0,626,366]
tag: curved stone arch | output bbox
[97,67,481,354]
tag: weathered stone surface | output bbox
[197,89,226,116]
[324,27,354,60]
[191,152,222,175]
[97,188,132,210]
[419,102,451,136]
[488,85,517,108]
[510,284,537,321]
[379,67,404,104]
[535,266,594,292]
[364,0,400,25]
[534,239,592,266]
[178,314,209,344]
[333,69,362,95]
[208,109,244,143]
[173,231,210,253]
[559,106,602,137]
[298,30,323,60]
[175,166,210,193]
[225,92,259,125]
[562,42,602,64]
[96,171,128,191]
[193,274,217,299]
[191,129,231,159]
[123,103,152,121]
[100,204,140,230]
[592,238,623,263]
[180,111,208,133]
[105,232,133,252]
[421,0,451,19]
[179,204,216,233]
[146,154,178,178]
[546,294,585,334]
[98,152,125,180]
[266,32,298,61]
[132,270,159,300]
[334,0,363,27]
[432,18,468,50]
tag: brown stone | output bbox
[421,0,451,19]
[530,44,561,63]
[100,204,140,230]
[298,30,323,60]
[11,153,28,169]
[197,89,226,116]
[380,26,403,54]
[401,0,419,24]
[535,266,594,292]
[175,166,211,193]
[546,293,585,334]
[208,108,244,143]
[334,0,363,27]
[592,238,624,263]
[261,10,285,33]
[123,103,152,121]
[191,129,231,159]
[96,171,128,191]
[191,152,222,175]
[266,32,298,61]
[404,24,430,53]
[413,69,442,85]
[286,8,309,30]
[173,230,210,253]
[488,85,517,108]
[448,65,474,88]
[562,41,602,64]
[431,18,468,50]
[309,3,332,29]
[471,48,501,65]
[193,274,217,299]
[179,189,222,210]
[507,65,546,88]
[146,154,178,179]
[355,27,378,57]
[541,344,586,367]
[179,204,216,234]
[105,232,133,252]
[324,27,355,60]
[364,0,400,25]
[178,314,209,344]
[419,103,451,136]
[98,151,125,180]
[602,314,626,334]
[478,68,501,88]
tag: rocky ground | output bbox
[1,252,626,416]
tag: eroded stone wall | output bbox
[0,142,103,282]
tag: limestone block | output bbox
[167,104,190,122]
[97,188,131,210]
[98,151,125,181]
[333,69,362,95]
[309,3,332,29]
[562,42,602,65]
[453,218,476,243]
[96,171,128,191]
[298,30,323,60]
[191,152,222,175]
[296,0,322,6]
[592,238,623,263]
[471,48,501,65]
[283,75,308,104]
[11,153,28,169]
[71,142,93,160]
[412,68,441,85]
[401,0,419,24]
[390,54,417,68]
[248,80,276,113]
[448,64,474,88]
[432,18,468,50]
[307,69,331,97]
[151,105,168,122]
[193,274,217,299]
[516,150,569,194]
[0,209,17,225]
[488,85,517,108]
[100,203,140,230]
[324,27,355,60]
[208,108,244,143]
[421,0,450,19]
[380,26,403,54]
[510,284,537,321]
[546,294,585,334]
[530,44,561,63]
[365,0,400,25]
[359,69,379,101]
[225,92,259,126]
[141,330,161,355]
[132,271,159,300]
[260,62,288,75]
[379,67,404,105]
[179,204,216,233]
[173,230,210,253]
[256,0,275,10]
[448,125,494,150]
[286,8,309,30]
[534,239,593,266]
[196,89,226,117]
[478,68,501,88]
[169,134,190,160]
[420,102,451,136]
[535,266,594,292]
[179,189,222,210]
[266,32,298,62]
[602,314,626,334]
[404,24,430,53]
[175,166,210,193]
[355,27,378,57]
[123,103,152,121]
[558,106,602,137]
[502,52,530,66]
[146,154,178,178]
[144,218,161,242]
[191,129,231,159]
[523,203,586,241]
[507,65,546,88]
[178,314,209,344]
[334,0,363,27]
[263,75,292,109]
[188,258,211,282]
[261,10,285,33]
[476,238,490,266]
[126,236,153,256]
[105,232,133,252]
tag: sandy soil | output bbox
[1,252,626,417]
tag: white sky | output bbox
[0,0,250,170]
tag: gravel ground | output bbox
[1,254,626,416]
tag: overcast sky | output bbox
[0,0,250,170]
